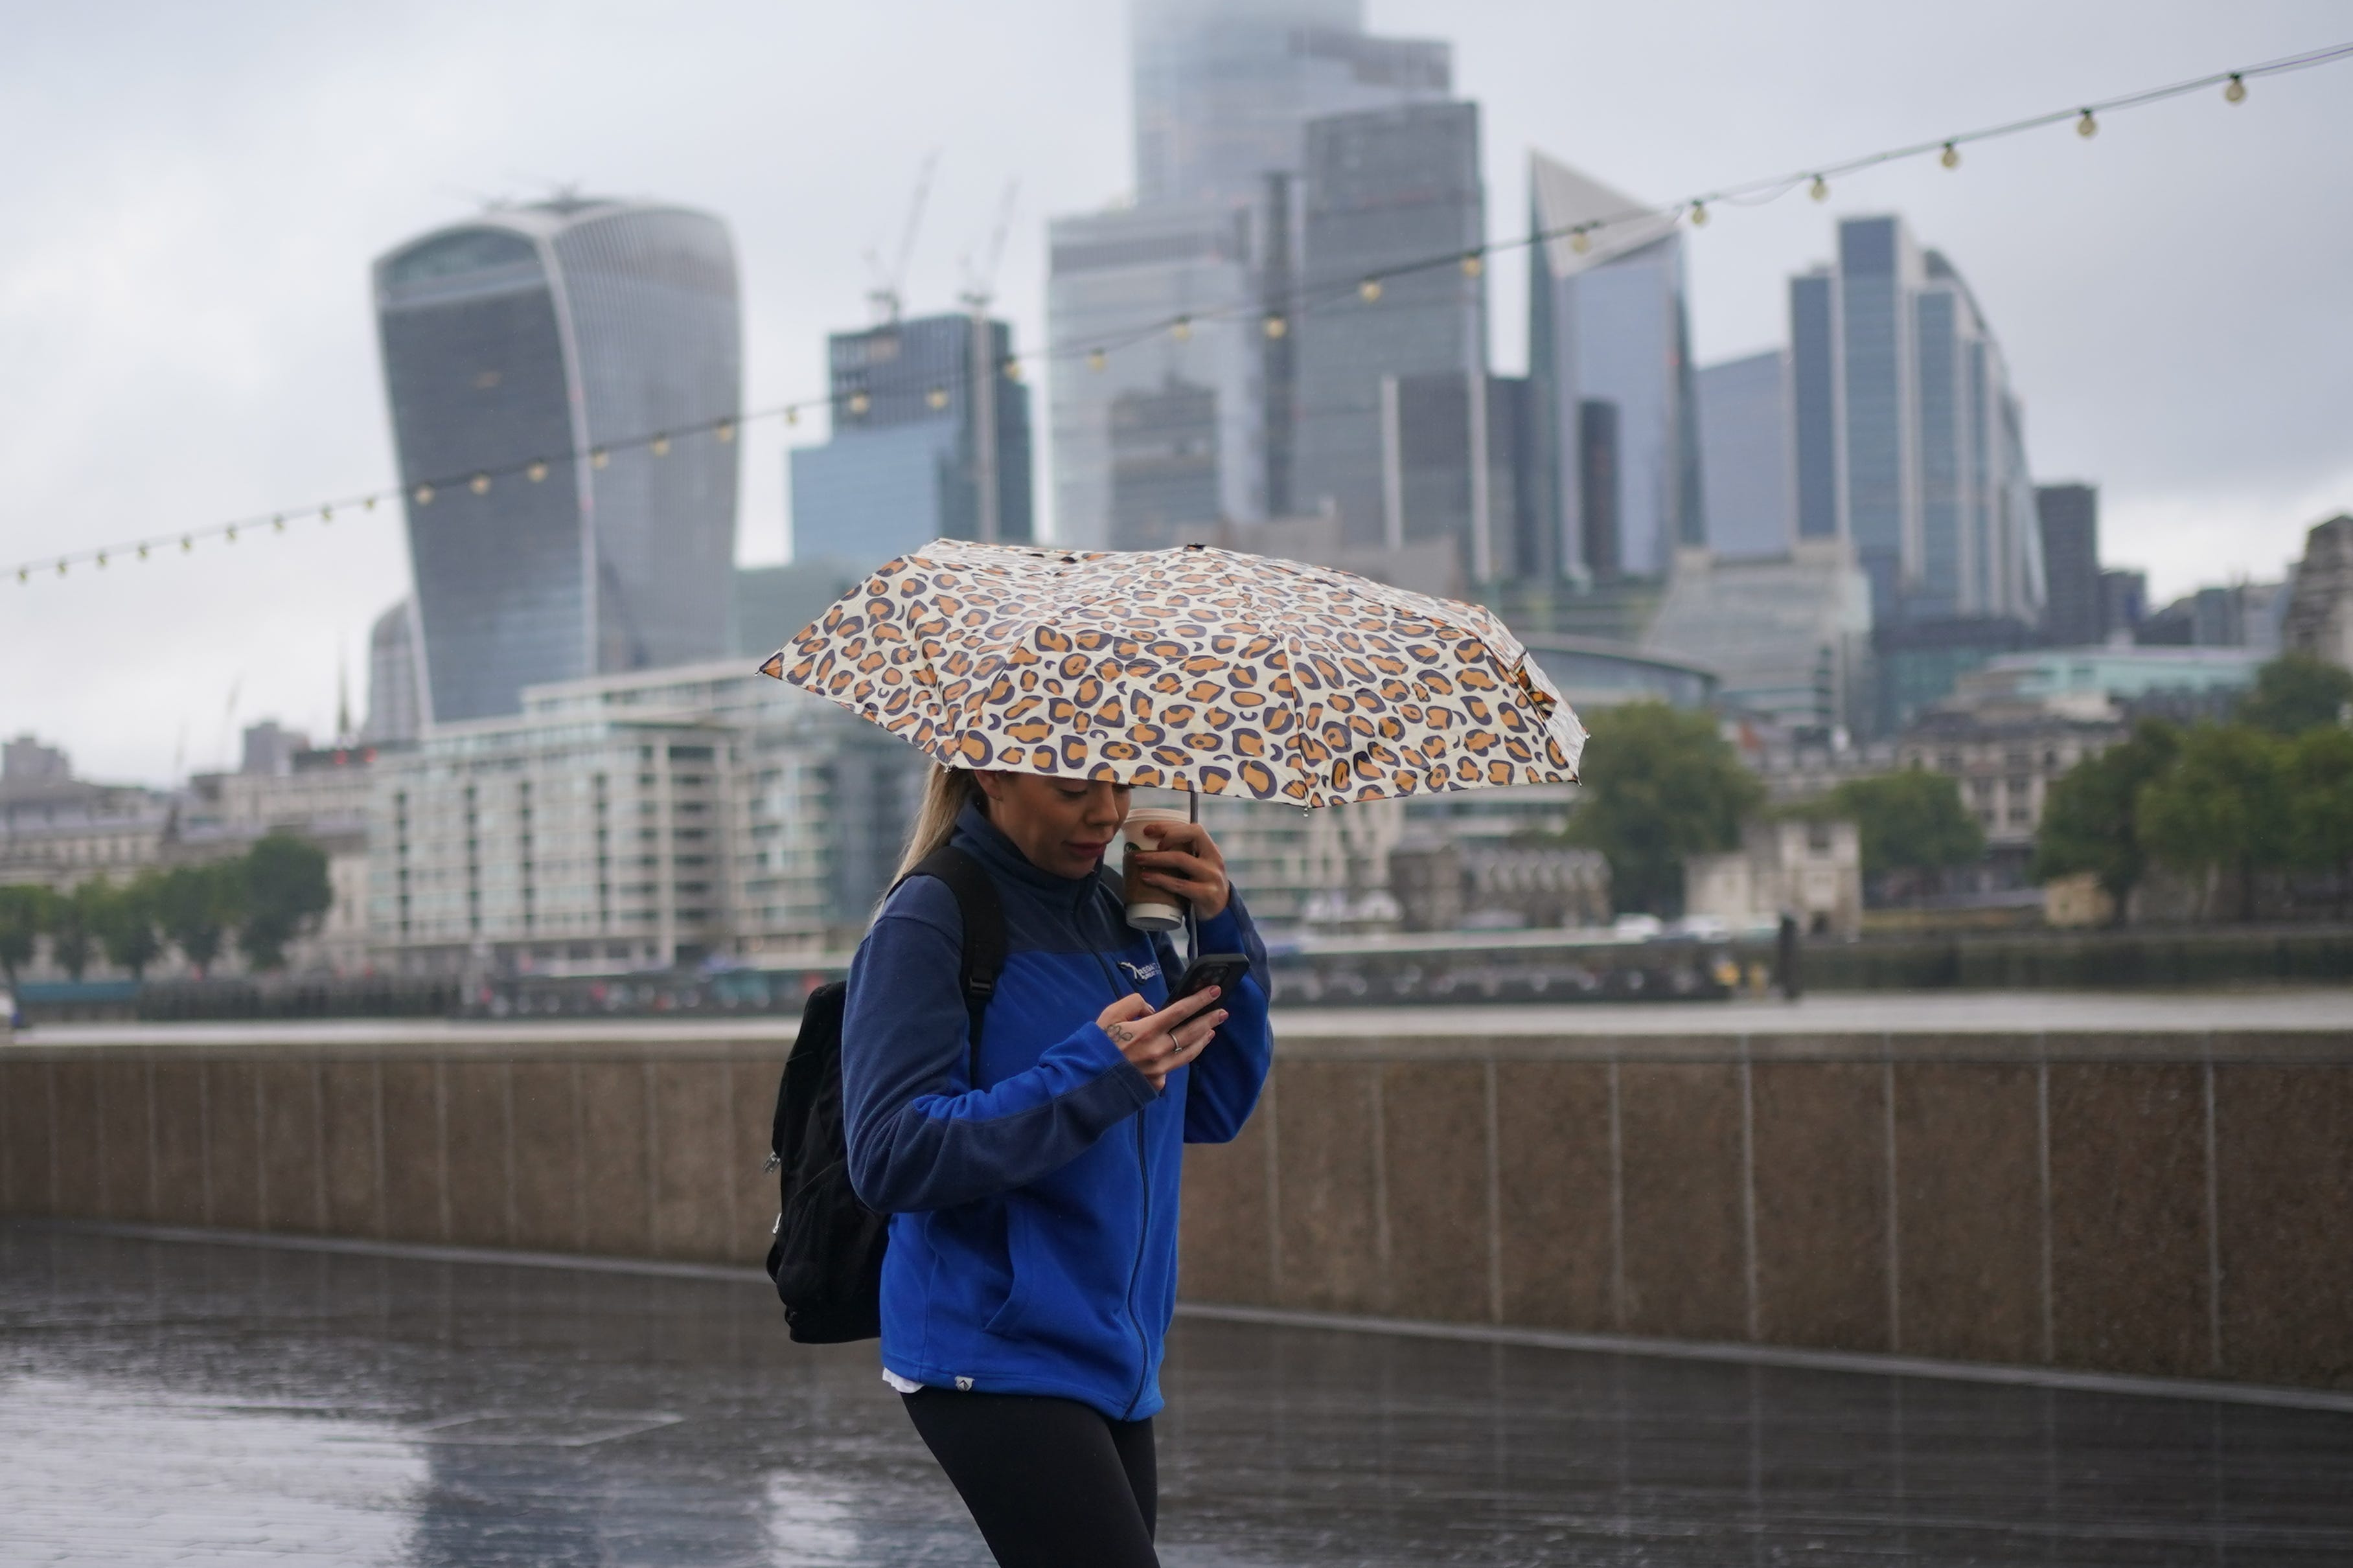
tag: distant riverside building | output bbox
[788,312,1031,574]
[1789,216,2041,627]
[363,600,424,745]
[2,735,71,787]
[1047,1,1448,552]
[731,560,866,661]
[1695,350,1793,562]
[2100,569,2148,642]
[373,198,742,724]
[1527,153,1702,582]
[1381,370,1535,583]
[2036,483,2102,646]
[369,661,930,973]
[1643,540,1872,734]
[2283,514,2353,670]
[1293,100,1489,565]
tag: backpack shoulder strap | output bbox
[910,845,1005,1065]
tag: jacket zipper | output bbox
[1085,882,1154,1420]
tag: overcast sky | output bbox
[4,0,2348,785]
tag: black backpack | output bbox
[763,845,1005,1344]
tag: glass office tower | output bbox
[1696,349,1793,562]
[373,198,741,725]
[788,312,1032,573]
[1785,214,2041,627]
[1046,1,1448,550]
[1526,152,1702,583]
[1293,100,1488,561]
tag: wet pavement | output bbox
[4,1224,2351,1565]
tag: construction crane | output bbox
[961,181,1019,543]
[864,151,940,324]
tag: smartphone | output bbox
[1170,953,1250,1005]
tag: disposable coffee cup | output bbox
[1120,808,1189,931]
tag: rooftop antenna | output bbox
[865,150,941,324]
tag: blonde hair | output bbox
[894,764,983,883]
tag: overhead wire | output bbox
[10,39,2350,589]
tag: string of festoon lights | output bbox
[12,39,2351,589]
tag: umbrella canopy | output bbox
[760,539,1585,808]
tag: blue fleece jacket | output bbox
[840,801,1272,1421]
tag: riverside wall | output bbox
[3,1013,2348,1391]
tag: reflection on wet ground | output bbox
[4,1224,2350,1565]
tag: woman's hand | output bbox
[1096,987,1228,1092]
[1129,819,1231,920]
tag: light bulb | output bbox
[363,495,376,512]
[17,568,27,584]
[1086,348,1108,371]
[470,473,490,495]
[2224,74,2245,104]
[527,460,548,483]
[1570,229,1591,255]
[96,552,107,569]
[1941,142,1960,170]
[1689,201,1708,227]
[1262,315,1287,339]
[2076,109,2097,138]
[320,505,332,523]
[1809,176,1829,202]
[591,449,610,470]
[926,387,949,409]
[272,515,286,532]
[414,484,435,505]
[225,526,238,543]
[1003,358,1024,383]
[137,544,149,561]
[786,407,799,426]
[181,536,192,552]
[1460,251,1484,277]
[56,560,67,576]
[650,435,671,457]
[849,392,872,415]
[1171,316,1192,341]
[1359,278,1382,302]
[715,420,736,444]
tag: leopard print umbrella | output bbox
[759,539,1585,807]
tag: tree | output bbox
[0,883,52,985]
[1819,770,1984,882]
[2137,725,2291,922]
[2238,654,2353,737]
[1561,701,1765,916]
[93,874,165,979]
[238,833,332,971]
[50,881,100,981]
[2032,719,2181,923]
[155,863,243,977]
[2286,725,2353,918]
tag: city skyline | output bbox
[5,0,2349,783]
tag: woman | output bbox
[840,762,1273,1567]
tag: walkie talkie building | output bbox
[374,199,741,725]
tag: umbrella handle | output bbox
[1185,789,1199,962]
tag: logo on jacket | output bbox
[1118,960,1161,984]
[955,1376,975,1391]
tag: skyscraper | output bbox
[362,600,422,745]
[788,312,1031,571]
[1697,350,1793,561]
[2036,483,2102,646]
[1526,153,1702,583]
[1293,100,1488,563]
[1787,215,2041,627]
[1130,0,1449,210]
[373,198,741,725]
[1046,0,1449,551]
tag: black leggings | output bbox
[902,1387,1158,1567]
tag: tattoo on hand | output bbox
[1107,1024,1133,1045]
